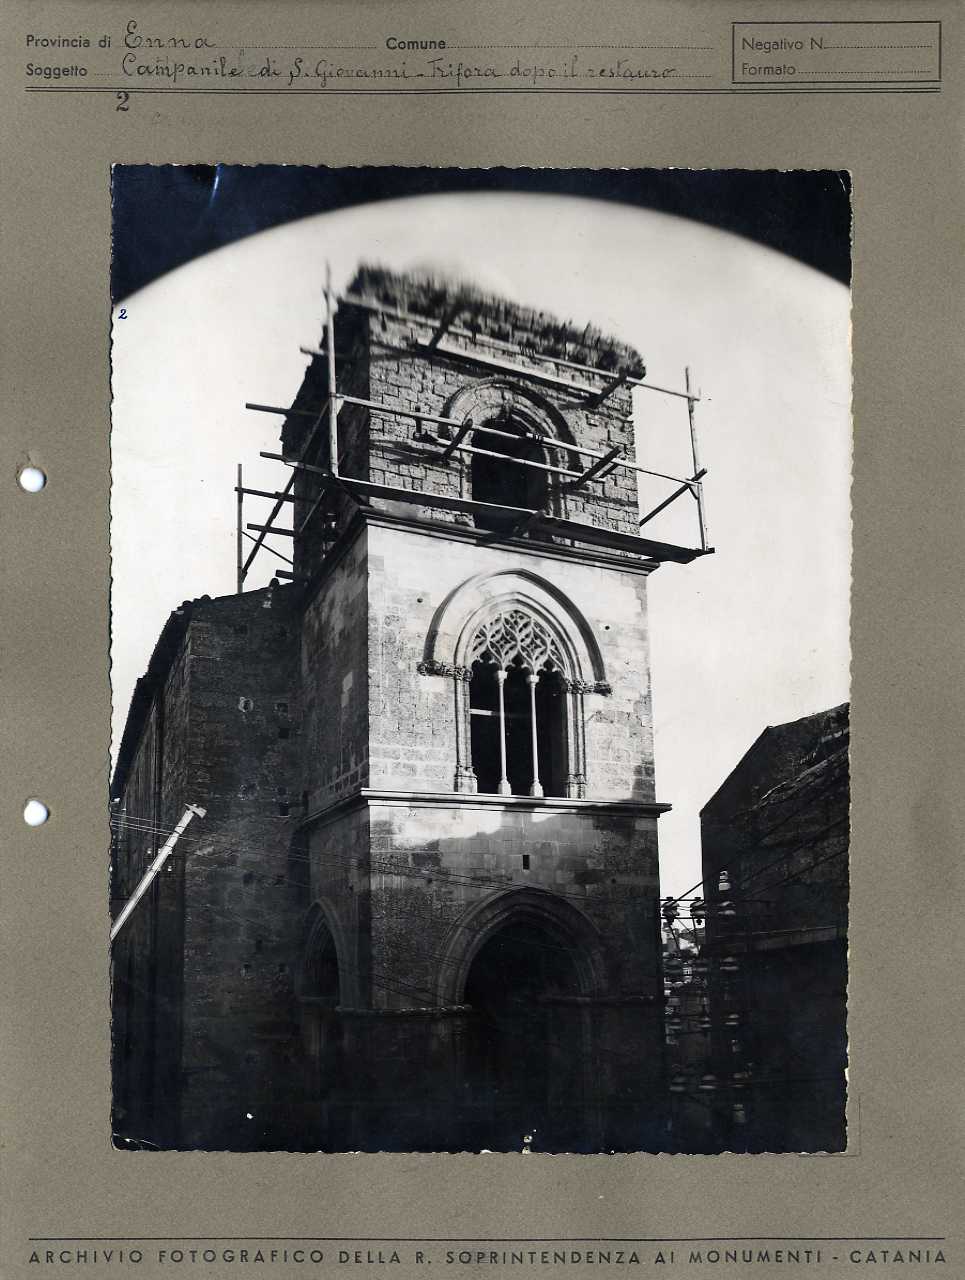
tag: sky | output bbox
[110,189,851,899]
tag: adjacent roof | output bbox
[700,703,850,820]
[111,585,281,800]
[111,599,199,801]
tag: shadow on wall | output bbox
[112,792,666,1153]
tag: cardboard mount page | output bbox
[1,0,962,1277]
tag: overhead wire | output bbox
[111,806,848,1031]
[111,863,847,1129]
[111,805,849,967]
[111,811,664,909]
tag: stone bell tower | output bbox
[270,265,710,1152]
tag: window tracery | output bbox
[467,608,567,675]
[463,608,573,798]
[417,577,609,800]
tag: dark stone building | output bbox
[110,266,710,1152]
[696,703,850,1152]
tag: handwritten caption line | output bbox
[29,51,719,90]
[208,44,718,52]
[21,17,943,96]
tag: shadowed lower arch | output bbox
[300,900,354,1008]
[434,887,610,1006]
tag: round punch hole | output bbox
[23,798,50,826]
[18,465,47,493]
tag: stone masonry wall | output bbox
[285,307,373,579]
[366,800,662,1009]
[176,586,306,1151]
[150,636,193,1136]
[305,803,371,1009]
[366,523,657,801]
[300,528,370,812]
[281,266,646,562]
[111,695,160,1143]
[299,792,666,1150]
[112,637,192,1147]
[353,306,641,538]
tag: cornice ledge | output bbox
[299,787,671,829]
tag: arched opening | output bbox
[467,659,501,794]
[534,666,567,796]
[465,608,573,798]
[469,657,567,796]
[304,922,340,1006]
[458,913,589,1151]
[470,412,548,530]
[301,910,344,1129]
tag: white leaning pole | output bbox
[109,803,206,945]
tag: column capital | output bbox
[417,658,472,681]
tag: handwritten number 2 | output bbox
[116,91,130,112]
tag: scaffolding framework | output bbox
[236,276,713,590]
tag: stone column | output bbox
[496,668,511,795]
[527,672,543,797]
[452,667,477,792]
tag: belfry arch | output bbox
[442,377,580,526]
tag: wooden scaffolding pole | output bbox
[247,523,296,537]
[241,470,298,577]
[565,444,623,491]
[685,367,710,551]
[240,530,294,567]
[639,469,707,528]
[326,263,339,477]
[239,391,332,580]
[236,463,244,593]
[110,804,206,945]
[234,486,298,503]
[249,393,691,483]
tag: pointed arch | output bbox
[441,378,580,522]
[418,570,610,796]
[300,900,353,1008]
[423,568,607,685]
[435,887,610,1005]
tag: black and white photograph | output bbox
[108,166,851,1154]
